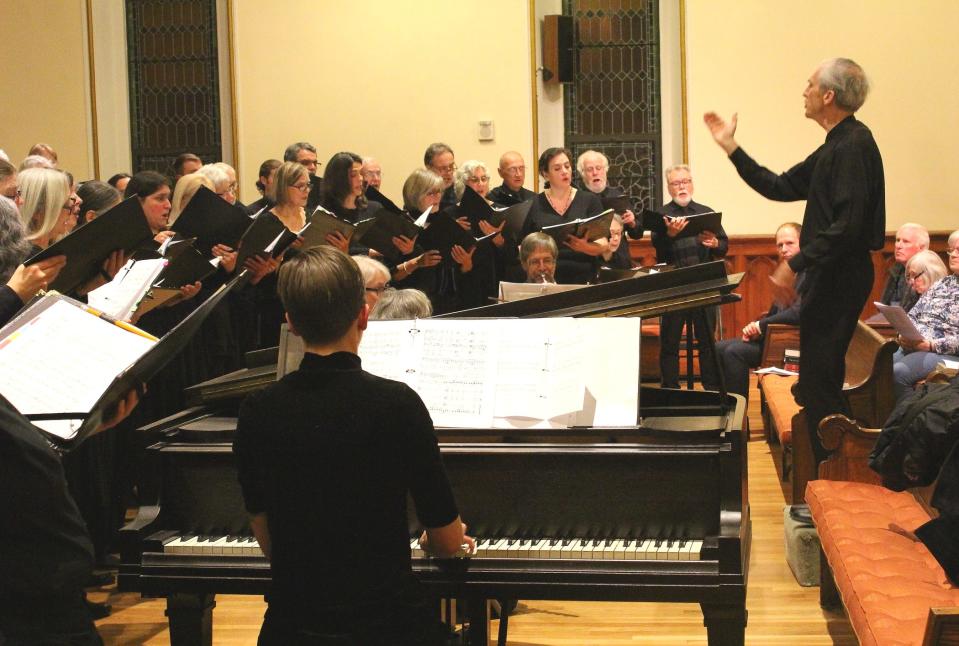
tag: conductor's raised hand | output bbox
[7,255,66,301]
[703,111,739,155]
[770,261,798,307]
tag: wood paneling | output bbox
[629,231,954,340]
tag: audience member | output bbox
[904,249,948,298]
[892,230,959,401]
[652,163,728,390]
[488,151,535,206]
[880,223,929,312]
[521,147,606,284]
[713,222,803,397]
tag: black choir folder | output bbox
[26,196,154,295]
[170,186,252,255]
[601,194,633,216]
[670,211,723,238]
[459,185,532,239]
[279,318,641,429]
[0,273,243,449]
[540,208,615,246]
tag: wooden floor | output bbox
[90,379,858,645]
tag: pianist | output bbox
[233,246,473,645]
[519,232,558,284]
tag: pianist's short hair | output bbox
[278,246,366,346]
[283,142,317,163]
[519,232,559,264]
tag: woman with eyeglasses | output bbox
[454,160,518,302]
[320,152,383,256]
[521,147,607,284]
[893,231,959,401]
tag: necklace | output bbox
[546,187,574,214]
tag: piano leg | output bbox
[462,597,490,646]
[165,593,216,646]
[700,603,746,646]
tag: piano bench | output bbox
[807,480,959,646]
[758,374,799,479]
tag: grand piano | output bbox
[119,261,750,645]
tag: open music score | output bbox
[355,318,640,428]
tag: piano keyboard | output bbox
[410,538,703,561]
[160,535,702,561]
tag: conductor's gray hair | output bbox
[664,164,691,181]
[818,58,869,112]
[0,197,32,282]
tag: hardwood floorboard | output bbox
[93,376,856,644]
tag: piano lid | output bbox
[436,261,742,320]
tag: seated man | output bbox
[714,222,803,397]
[234,246,473,645]
[519,232,558,283]
[880,222,929,312]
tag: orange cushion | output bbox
[759,375,800,445]
[807,480,959,646]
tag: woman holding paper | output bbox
[522,147,607,284]
[893,231,959,401]
[320,151,383,256]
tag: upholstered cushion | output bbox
[760,375,800,445]
[807,480,959,646]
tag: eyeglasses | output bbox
[365,283,391,295]
[363,170,382,178]
[949,247,959,256]
[668,178,693,188]
[466,175,490,183]
[291,182,311,192]
[502,166,525,175]
[906,270,926,281]
[434,164,457,174]
[217,183,237,196]
[426,188,444,197]
[583,165,607,174]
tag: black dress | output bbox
[521,190,604,284]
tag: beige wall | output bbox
[0,0,93,178]
[684,0,959,234]
[231,0,535,205]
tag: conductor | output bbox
[704,57,885,461]
[233,246,474,645]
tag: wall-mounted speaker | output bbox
[542,14,573,84]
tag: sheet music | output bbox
[498,281,587,302]
[358,320,421,384]
[567,318,640,427]
[86,258,166,320]
[873,301,923,341]
[0,300,155,431]
[411,320,497,427]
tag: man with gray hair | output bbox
[423,142,458,209]
[704,57,885,463]
[518,232,558,283]
[880,222,929,312]
[284,141,322,210]
[361,157,382,190]
[575,149,643,240]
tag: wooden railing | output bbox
[628,231,953,340]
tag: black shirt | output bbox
[246,195,273,216]
[0,395,94,603]
[574,182,643,240]
[650,200,729,267]
[487,183,536,207]
[522,190,605,284]
[0,285,24,328]
[729,115,885,276]
[322,198,383,256]
[234,352,458,621]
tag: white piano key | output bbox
[624,539,638,559]
[488,538,509,557]
[210,536,229,555]
[656,540,671,560]
[223,536,241,555]
[690,540,703,559]
[611,539,627,560]
[667,540,682,560]
[515,539,534,558]
[636,539,654,559]
[474,538,492,558]
[531,538,550,559]
[164,536,189,554]
[546,540,563,559]
[602,540,619,560]
[560,540,577,559]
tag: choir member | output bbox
[488,151,535,206]
[361,156,382,190]
[172,152,202,182]
[320,151,381,255]
[75,180,121,228]
[246,158,281,216]
[424,142,458,209]
[168,172,215,225]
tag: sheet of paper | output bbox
[567,318,640,427]
[0,300,155,421]
[358,320,421,385]
[873,301,923,341]
[88,258,166,320]
[498,281,586,302]
[410,320,498,427]
[754,366,799,377]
